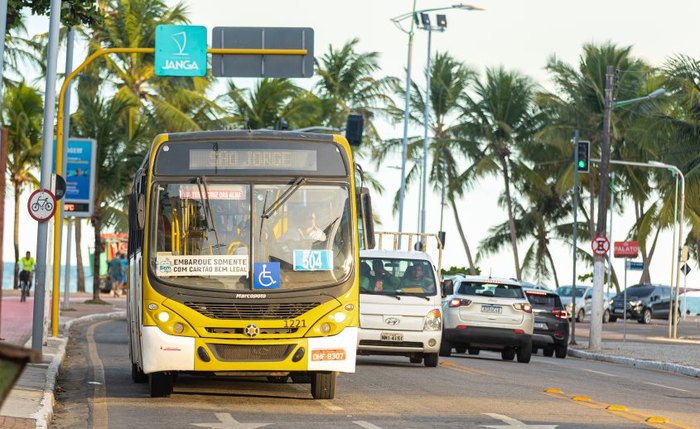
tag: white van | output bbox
[357,233,443,367]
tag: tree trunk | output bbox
[500,156,522,280]
[92,215,102,301]
[13,185,20,289]
[450,198,476,275]
[545,247,560,288]
[75,220,85,292]
[639,226,661,284]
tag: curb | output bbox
[568,348,700,378]
[32,310,127,429]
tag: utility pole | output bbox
[570,129,579,345]
[590,65,615,352]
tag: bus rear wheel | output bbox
[149,372,173,397]
[310,371,336,399]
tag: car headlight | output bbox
[424,309,442,331]
[629,300,642,307]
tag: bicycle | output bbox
[20,279,30,302]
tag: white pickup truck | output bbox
[356,233,443,367]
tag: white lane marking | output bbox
[482,413,559,428]
[644,382,689,392]
[580,368,617,377]
[87,321,110,429]
[318,400,343,411]
[191,412,272,428]
[353,421,383,429]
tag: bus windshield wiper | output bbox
[261,177,306,219]
[196,176,223,254]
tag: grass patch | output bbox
[83,299,111,305]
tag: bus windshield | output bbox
[151,182,352,291]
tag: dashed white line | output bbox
[353,421,383,429]
[644,382,689,392]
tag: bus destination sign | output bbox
[189,149,317,171]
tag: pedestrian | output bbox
[109,253,124,297]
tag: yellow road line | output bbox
[439,360,492,376]
[543,388,692,429]
[87,320,110,429]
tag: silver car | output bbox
[556,285,612,323]
[441,276,534,363]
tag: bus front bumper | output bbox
[141,326,358,374]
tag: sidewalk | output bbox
[0,291,126,429]
[1,293,698,429]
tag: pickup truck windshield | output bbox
[360,257,436,295]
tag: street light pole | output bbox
[420,22,433,238]
[590,66,615,352]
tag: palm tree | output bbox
[459,67,543,280]
[2,81,43,289]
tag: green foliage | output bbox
[441,266,480,276]
[7,0,102,30]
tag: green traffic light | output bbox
[578,160,586,168]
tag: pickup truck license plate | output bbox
[481,305,502,314]
[381,332,404,342]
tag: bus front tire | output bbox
[310,371,336,399]
[132,363,148,383]
[149,372,173,397]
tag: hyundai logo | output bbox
[385,317,400,326]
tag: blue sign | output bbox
[293,250,333,271]
[53,138,96,217]
[626,261,645,271]
[254,262,280,289]
[155,25,207,77]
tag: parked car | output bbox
[523,289,569,358]
[610,284,677,324]
[441,276,534,363]
[556,285,612,323]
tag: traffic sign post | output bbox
[591,236,610,256]
[28,189,56,222]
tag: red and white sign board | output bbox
[28,189,56,222]
[591,235,610,256]
[614,241,639,258]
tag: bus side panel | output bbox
[307,326,358,373]
[128,252,142,367]
[141,326,195,374]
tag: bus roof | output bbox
[163,129,336,143]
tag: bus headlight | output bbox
[158,311,170,322]
[173,322,185,334]
[424,309,442,331]
[320,323,331,333]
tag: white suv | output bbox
[441,276,534,363]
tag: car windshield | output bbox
[150,182,353,291]
[359,257,436,296]
[525,291,562,309]
[457,281,524,299]
[618,287,654,298]
[557,286,587,298]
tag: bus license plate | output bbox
[381,332,404,342]
[481,305,502,314]
[311,349,346,361]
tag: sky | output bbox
[3,0,700,290]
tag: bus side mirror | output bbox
[345,114,364,146]
[359,187,375,249]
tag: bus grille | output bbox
[184,302,320,320]
[208,344,294,362]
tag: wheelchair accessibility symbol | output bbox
[254,262,280,289]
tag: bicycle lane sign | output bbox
[28,189,56,222]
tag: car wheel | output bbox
[555,343,568,359]
[602,309,610,324]
[467,348,480,356]
[576,309,585,323]
[609,315,617,322]
[409,355,422,364]
[424,353,439,367]
[516,342,532,363]
[439,339,452,357]
[455,347,466,354]
[543,346,554,357]
[641,308,652,324]
[501,347,515,361]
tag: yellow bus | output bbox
[127,130,374,398]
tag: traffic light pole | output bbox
[570,129,579,345]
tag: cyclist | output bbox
[18,251,36,298]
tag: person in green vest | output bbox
[18,251,36,295]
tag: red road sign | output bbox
[591,235,610,256]
[27,189,56,222]
[614,241,639,258]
